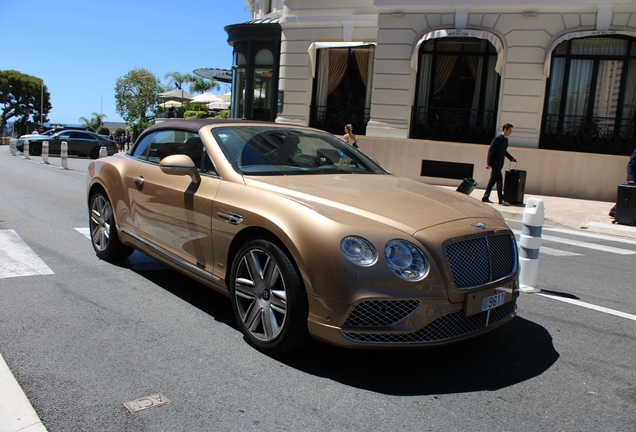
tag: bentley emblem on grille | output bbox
[471,222,487,229]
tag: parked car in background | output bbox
[87,119,519,353]
[18,125,86,141]
[17,130,119,159]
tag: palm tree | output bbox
[79,112,106,131]
[187,74,220,94]
[164,71,190,90]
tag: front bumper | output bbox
[306,283,519,348]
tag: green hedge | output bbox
[184,111,211,119]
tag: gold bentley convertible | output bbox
[87,119,519,353]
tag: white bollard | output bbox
[23,140,30,159]
[518,197,544,293]
[41,141,50,164]
[99,146,107,158]
[60,141,69,170]
[10,139,16,156]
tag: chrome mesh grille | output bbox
[344,299,421,327]
[342,297,516,344]
[445,234,517,289]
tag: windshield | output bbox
[212,126,388,176]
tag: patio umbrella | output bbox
[191,92,223,104]
[217,92,231,101]
[162,100,183,107]
[208,99,230,110]
[158,89,194,103]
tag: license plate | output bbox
[481,292,505,312]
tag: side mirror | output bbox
[160,154,201,184]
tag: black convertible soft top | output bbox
[142,118,264,135]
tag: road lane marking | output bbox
[537,293,636,322]
[0,230,55,279]
[583,221,636,233]
[543,227,636,245]
[539,247,582,257]
[512,229,636,255]
[540,234,636,255]
[76,227,90,239]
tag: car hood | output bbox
[19,135,48,142]
[18,134,43,140]
[245,174,502,235]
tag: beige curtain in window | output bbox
[432,43,461,96]
[327,49,349,95]
[355,49,369,85]
[355,47,375,111]
[316,49,330,108]
[432,56,457,96]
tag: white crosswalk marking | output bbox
[511,229,636,255]
[543,227,636,245]
[537,246,582,257]
[541,233,636,255]
[537,293,636,322]
[75,227,90,239]
[0,230,55,279]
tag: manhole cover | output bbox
[124,393,169,413]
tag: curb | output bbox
[0,354,47,432]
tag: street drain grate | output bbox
[124,393,169,413]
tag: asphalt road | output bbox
[1,150,635,431]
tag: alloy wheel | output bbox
[234,248,288,342]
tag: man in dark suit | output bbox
[609,148,636,217]
[482,123,517,206]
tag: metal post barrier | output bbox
[41,141,50,164]
[60,141,69,170]
[23,140,30,159]
[10,139,17,156]
[518,197,544,293]
[99,146,107,158]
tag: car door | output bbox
[66,131,98,156]
[130,129,221,273]
[48,132,69,154]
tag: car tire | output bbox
[30,143,42,156]
[89,191,133,261]
[230,239,310,354]
[90,147,100,159]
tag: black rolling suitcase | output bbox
[456,169,487,195]
[504,161,527,205]
[615,184,636,225]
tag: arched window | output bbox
[540,36,636,155]
[410,37,500,144]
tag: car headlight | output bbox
[341,236,377,266]
[384,240,429,281]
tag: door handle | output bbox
[134,176,145,186]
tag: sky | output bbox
[0,0,252,125]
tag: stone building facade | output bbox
[221,0,636,201]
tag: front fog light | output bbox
[341,236,377,266]
[385,240,429,281]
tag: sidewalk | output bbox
[0,354,47,432]
[447,186,636,239]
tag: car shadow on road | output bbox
[115,252,237,328]
[120,252,559,396]
[279,317,559,396]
